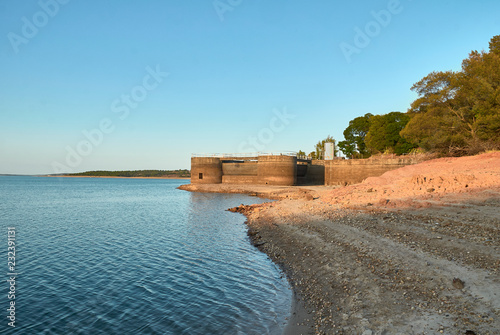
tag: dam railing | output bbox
[191,152,298,158]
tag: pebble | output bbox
[243,192,500,334]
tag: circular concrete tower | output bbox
[257,155,297,186]
[190,157,222,184]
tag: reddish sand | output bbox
[321,151,500,209]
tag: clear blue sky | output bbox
[1,0,498,174]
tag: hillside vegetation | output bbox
[335,35,500,158]
[66,169,190,178]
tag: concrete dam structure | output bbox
[190,153,422,186]
[324,155,423,186]
[191,154,319,186]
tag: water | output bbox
[0,176,292,334]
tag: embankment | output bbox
[181,152,500,334]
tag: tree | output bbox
[338,113,372,158]
[400,71,463,151]
[365,112,416,154]
[401,35,500,154]
[457,44,500,144]
[489,35,500,55]
[297,150,306,158]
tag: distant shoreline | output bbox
[42,175,190,180]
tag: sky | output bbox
[0,0,499,174]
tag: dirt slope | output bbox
[321,152,500,209]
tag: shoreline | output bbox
[180,183,324,334]
[178,156,500,334]
[178,183,338,201]
[241,196,499,334]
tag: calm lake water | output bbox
[0,176,291,334]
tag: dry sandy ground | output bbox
[180,152,500,335]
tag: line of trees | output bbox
[338,111,416,158]
[67,170,191,178]
[338,35,500,158]
[298,135,338,159]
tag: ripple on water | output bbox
[0,177,291,335]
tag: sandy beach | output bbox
[179,152,500,334]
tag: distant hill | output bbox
[65,169,190,178]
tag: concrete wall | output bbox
[257,155,297,186]
[222,175,260,184]
[324,156,422,186]
[192,156,297,185]
[297,163,308,177]
[296,160,325,185]
[222,162,258,176]
[305,160,325,185]
[191,157,222,184]
[192,155,422,186]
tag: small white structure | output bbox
[324,142,335,160]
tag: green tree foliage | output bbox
[401,35,500,154]
[365,112,416,154]
[338,113,372,158]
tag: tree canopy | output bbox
[401,35,500,154]
[365,112,416,154]
[322,35,500,158]
[338,113,372,158]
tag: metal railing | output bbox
[191,152,298,158]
